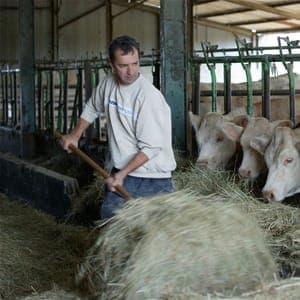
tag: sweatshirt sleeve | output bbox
[80,83,103,123]
[135,91,172,160]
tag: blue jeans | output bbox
[100,168,175,219]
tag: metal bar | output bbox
[223,62,232,114]
[193,54,300,64]
[91,68,100,138]
[12,71,17,126]
[57,71,64,132]
[201,42,217,112]
[245,66,253,116]
[200,89,300,96]
[3,73,8,125]
[192,64,200,115]
[69,72,79,131]
[37,70,42,130]
[278,36,296,123]
[8,71,13,126]
[287,64,296,124]
[77,69,83,117]
[261,60,270,119]
[63,70,68,133]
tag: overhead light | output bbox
[252,29,257,33]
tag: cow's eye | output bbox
[216,136,223,142]
[284,157,293,166]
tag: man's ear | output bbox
[250,134,270,155]
[188,111,202,131]
[221,122,244,142]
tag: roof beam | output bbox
[58,1,106,29]
[194,18,253,36]
[225,0,300,21]
[112,0,147,19]
[258,26,300,34]
[112,0,159,15]
[230,17,287,26]
[195,1,300,18]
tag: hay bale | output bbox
[174,166,300,276]
[224,277,300,299]
[157,277,300,299]
[0,192,95,299]
[77,191,276,299]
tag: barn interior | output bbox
[1,1,300,299]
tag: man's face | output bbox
[111,48,140,85]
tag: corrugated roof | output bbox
[142,0,300,35]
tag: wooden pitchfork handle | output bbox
[54,131,132,201]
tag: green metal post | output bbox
[201,42,217,112]
[236,39,253,116]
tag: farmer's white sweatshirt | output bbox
[81,73,176,178]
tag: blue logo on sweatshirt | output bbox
[108,99,137,120]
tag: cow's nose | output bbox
[239,168,251,178]
[263,190,275,202]
[196,159,208,168]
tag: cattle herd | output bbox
[189,109,300,202]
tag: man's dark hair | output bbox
[108,35,140,62]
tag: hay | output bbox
[158,277,300,299]
[17,285,81,300]
[77,191,276,299]
[174,166,300,276]
[68,173,105,225]
[0,192,95,299]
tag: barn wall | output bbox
[0,7,18,62]
[0,0,158,62]
[0,1,299,83]
[0,0,52,62]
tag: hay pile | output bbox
[174,166,300,276]
[77,191,277,299]
[0,192,95,299]
[68,174,105,225]
[18,286,81,300]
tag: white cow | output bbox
[221,116,293,183]
[189,111,245,170]
[251,126,300,202]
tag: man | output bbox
[61,35,176,219]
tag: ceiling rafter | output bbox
[225,0,300,21]
[229,17,288,27]
[194,18,253,36]
[195,1,300,19]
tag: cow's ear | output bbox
[188,111,202,131]
[232,115,249,128]
[250,134,270,155]
[271,119,294,130]
[221,122,244,142]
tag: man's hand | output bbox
[106,171,127,192]
[60,133,79,153]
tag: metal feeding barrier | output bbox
[191,36,300,122]
[0,53,160,137]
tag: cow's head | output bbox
[189,111,243,170]
[251,126,300,202]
